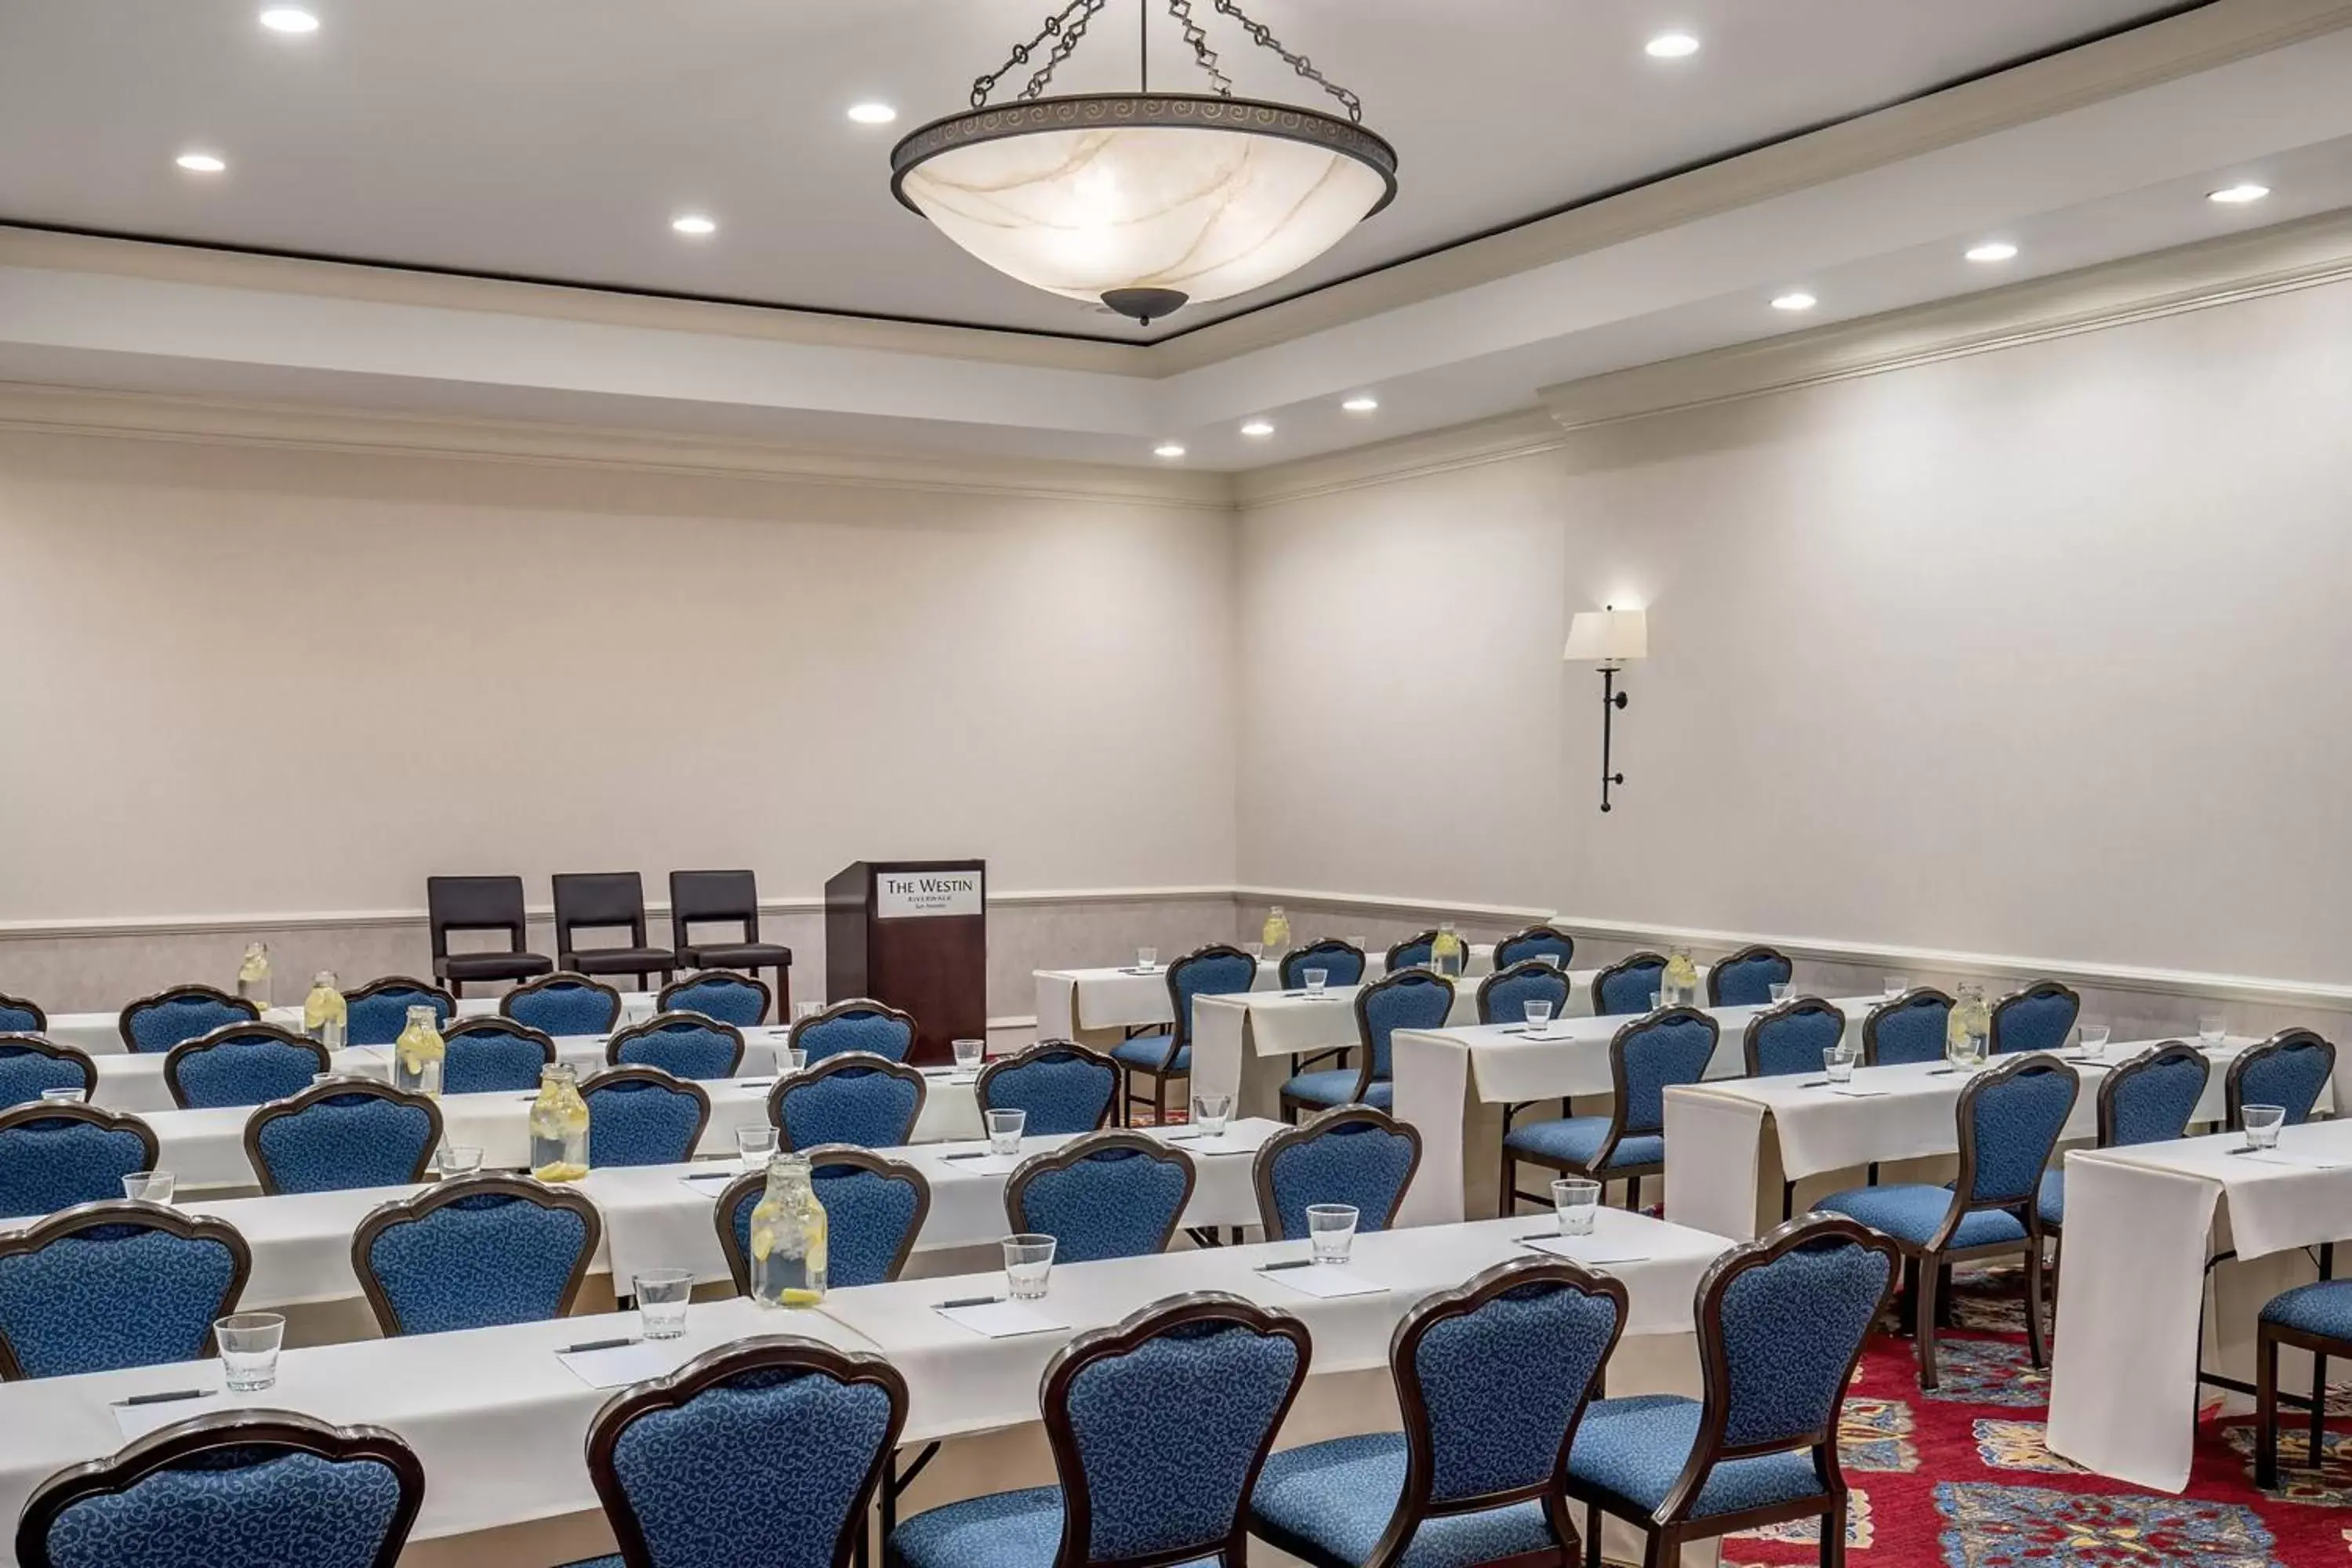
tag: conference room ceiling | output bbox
[0,0,2204,341]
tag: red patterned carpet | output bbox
[1722,1268,2350,1567]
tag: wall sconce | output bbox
[1563,606,1649,812]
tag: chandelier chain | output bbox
[971,0,1109,108]
[1206,0,1363,122]
[1161,0,1232,98]
[975,0,1365,121]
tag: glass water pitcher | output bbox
[236,942,272,1008]
[529,1063,590,1182]
[303,971,347,1051]
[393,1005,444,1098]
[1661,946,1700,1007]
[1947,982,1991,1068]
[1431,921,1465,978]
[748,1152,829,1308]
[1261,905,1292,957]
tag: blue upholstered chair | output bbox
[1564,1216,1898,1567]
[1501,1007,1721,1215]
[0,1105,158,1218]
[16,1410,424,1568]
[439,1018,557,1094]
[582,1068,711,1167]
[0,992,45,1034]
[501,973,623,1038]
[163,1023,328,1110]
[1861,987,1953,1066]
[247,1082,442,1195]
[1477,960,1573,1027]
[118,985,259,1054]
[0,1203,250,1379]
[1253,1105,1424,1241]
[791,998,916,1065]
[769,1054,926,1152]
[1385,930,1446,972]
[717,1148,931,1292]
[340,978,454,1048]
[1813,1054,2078,1389]
[1279,969,1454,1121]
[2227,1027,2336,1131]
[583,1338,905,1568]
[1004,1131,1196,1263]
[656,970,772,1029]
[1742,998,1848,1079]
[977,1040,1116,1137]
[1114,943,1257,1127]
[1252,1257,1624,1566]
[1988,980,2080,1056]
[1280,938,1367,989]
[888,1294,1308,1568]
[2257,1271,2352,1487]
[0,1036,95,1110]
[1590,953,1668,1017]
[1494,924,1576,971]
[1706,945,1793,1008]
[605,1013,744,1081]
[2039,1040,2210,1235]
[353,1174,601,1337]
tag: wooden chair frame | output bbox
[499,971,626,1036]
[350,1173,603,1338]
[604,1012,747,1078]
[2226,1027,2338,1131]
[0,992,48,1032]
[1987,980,2081,1056]
[1250,1104,1425,1240]
[1004,1130,1199,1258]
[768,1054,928,1152]
[162,1022,329,1109]
[117,985,258,1054]
[581,1065,713,1164]
[1704,944,1793,1008]
[789,998,919,1065]
[1588,953,1667,1018]
[657,970,775,1027]
[1493,925,1577,972]
[978,1039,1119,1134]
[0,1200,252,1381]
[243,1079,445,1195]
[0,1033,96,1102]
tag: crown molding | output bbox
[1538,207,2352,435]
[0,383,1238,513]
[1152,0,2352,371]
[1231,410,1566,512]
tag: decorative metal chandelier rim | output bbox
[888,91,1399,220]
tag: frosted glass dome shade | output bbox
[892,94,1396,314]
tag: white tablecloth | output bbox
[1189,980,1512,1123]
[1388,997,1876,1226]
[1033,949,1501,1047]
[0,1203,1730,1561]
[1658,1037,2275,1243]
[2046,1118,2352,1490]
[43,993,664,1058]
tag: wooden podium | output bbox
[823,860,985,1066]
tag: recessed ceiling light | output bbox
[1770,292,1817,312]
[847,103,898,125]
[670,214,717,236]
[1645,32,1700,58]
[1965,241,2019,263]
[1240,419,1275,437]
[175,152,227,173]
[1153,442,1186,459]
[1341,395,1379,413]
[2209,183,2270,205]
[258,7,318,33]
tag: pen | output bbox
[561,1337,641,1355]
[942,1151,993,1162]
[937,1295,1004,1308]
[1258,1259,1317,1272]
[1798,1080,1831,1088]
[114,1388,209,1407]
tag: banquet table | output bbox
[1189,978,1494,1122]
[2046,1117,2352,1490]
[41,991,666,1057]
[0,1120,1289,1318]
[1033,947,1497,1050]
[1658,1035,2287,1242]
[0,1204,1735,1567]
[1388,996,1876,1226]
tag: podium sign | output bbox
[824,860,985,1065]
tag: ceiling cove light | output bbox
[847,103,898,125]
[2209,183,2270,205]
[670,214,717,236]
[175,152,227,173]
[1240,419,1276,438]
[1645,32,1700,59]
[1153,442,1187,459]
[1341,395,1379,413]
[1770,292,1817,312]
[258,7,319,33]
[1965,241,2019,263]
[891,0,1396,328]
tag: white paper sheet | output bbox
[934,1152,1022,1177]
[1254,1262,1388,1300]
[1519,1232,1651,1265]
[111,1389,228,1441]
[555,1340,678,1390]
[932,1299,1069,1338]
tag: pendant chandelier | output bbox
[890,0,1398,327]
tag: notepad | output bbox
[1255,1262,1388,1300]
[557,1340,678,1389]
[1514,1030,1578,1044]
[2238,1149,2349,1171]
[111,1390,227,1442]
[1519,1234,1649,1266]
[937,1152,1022,1176]
[1828,1086,1890,1099]
[1162,1132,1253,1156]
[679,1170,741,1192]
[933,1300,1068,1338]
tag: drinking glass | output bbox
[1537,953,1563,971]
[216,1312,285,1392]
[1524,1000,1555,1032]
[1648,992,1662,1012]
[437,1145,483,1178]
[1242,942,1265,961]
[2198,1015,2227,1048]
[987,1109,1027,1158]
[736,1124,778,1168]
[952,1038,985,1075]
[38,1086,84,1105]
[635,1269,694,1340]
[1824,1046,1855,1085]
[1769,982,1792,1005]
[1553,1178,1602,1236]
[793,1001,821,1024]
[1883,975,1911,1001]
[1136,946,1159,971]
[1004,1234,1056,1299]
[122,1171,175,1204]
[2082,1023,2111,1058]
[786,1047,808,1074]
[1191,1092,1232,1138]
[1307,1203,1359,1265]
[2243,1105,2286,1151]
[1304,968,1330,1000]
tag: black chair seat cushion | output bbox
[437,952,555,982]
[682,942,792,969]
[563,946,677,975]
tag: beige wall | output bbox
[1238,271,2352,993]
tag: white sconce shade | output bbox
[1563,608,1649,668]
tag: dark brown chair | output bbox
[425,876,554,997]
[551,873,675,989]
[669,869,793,1013]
